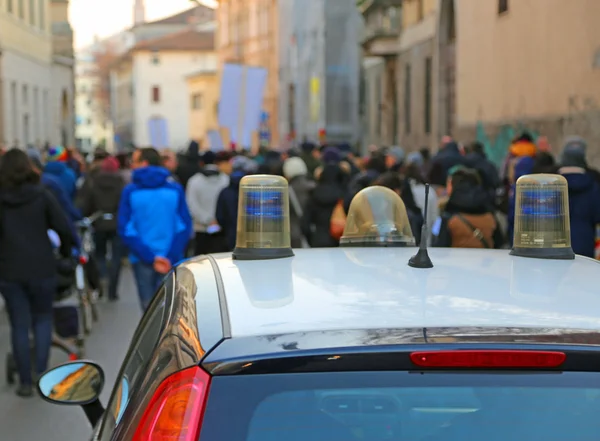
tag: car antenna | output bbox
[408,183,434,268]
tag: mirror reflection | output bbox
[38,362,104,405]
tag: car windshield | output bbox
[200,370,600,441]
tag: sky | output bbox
[69,0,217,49]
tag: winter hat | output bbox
[560,136,587,168]
[561,136,587,156]
[509,133,537,157]
[47,145,68,162]
[231,155,258,174]
[387,146,405,165]
[321,146,341,164]
[27,148,43,170]
[101,156,120,173]
[283,157,308,180]
[406,151,424,166]
[202,151,216,165]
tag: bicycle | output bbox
[75,212,113,334]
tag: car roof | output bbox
[207,248,600,338]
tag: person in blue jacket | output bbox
[117,147,192,310]
[43,145,77,200]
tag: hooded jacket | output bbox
[432,183,503,249]
[186,165,230,232]
[428,142,467,187]
[302,164,346,248]
[44,161,77,200]
[117,166,192,265]
[560,168,600,258]
[216,170,246,251]
[76,171,125,231]
[0,184,73,281]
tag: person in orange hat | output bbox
[43,145,77,199]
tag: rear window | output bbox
[200,371,600,441]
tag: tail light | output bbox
[410,350,566,368]
[133,366,211,441]
[78,255,88,265]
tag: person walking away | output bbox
[299,142,322,178]
[76,156,126,300]
[432,167,503,249]
[117,148,192,310]
[464,141,500,206]
[176,140,201,190]
[0,149,73,397]
[44,145,77,200]
[506,156,535,246]
[558,139,600,258]
[375,172,424,244]
[302,163,347,248]
[216,156,258,251]
[186,151,230,255]
[28,151,81,249]
[283,157,315,248]
[428,140,466,188]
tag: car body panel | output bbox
[205,248,600,338]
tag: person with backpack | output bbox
[432,166,504,249]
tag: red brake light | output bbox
[133,366,211,441]
[78,255,88,265]
[410,350,566,368]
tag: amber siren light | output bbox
[340,186,415,247]
[232,175,294,260]
[510,174,575,260]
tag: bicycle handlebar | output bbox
[76,212,114,228]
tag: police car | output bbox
[37,174,600,440]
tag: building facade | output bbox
[217,0,280,147]
[186,70,218,145]
[453,0,600,167]
[278,0,362,148]
[360,0,402,150]
[110,29,216,150]
[75,50,114,152]
[49,0,75,148]
[0,0,54,148]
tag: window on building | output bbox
[191,93,202,110]
[498,0,508,14]
[28,0,35,24]
[22,85,28,105]
[417,0,425,21]
[18,0,24,19]
[404,64,411,134]
[151,51,160,64]
[424,57,432,134]
[151,86,160,103]
[7,0,13,13]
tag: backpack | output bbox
[329,200,347,241]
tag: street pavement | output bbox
[0,267,142,441]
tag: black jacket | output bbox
[0,184,73,282]
[76,171,125,231]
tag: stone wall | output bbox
[455,109,600,169]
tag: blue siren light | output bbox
[510,173,575,260]
[233,175,294,260]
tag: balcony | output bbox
[361,0,401,57]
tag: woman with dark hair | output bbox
[0,149,73,397]
[375,172,424,245]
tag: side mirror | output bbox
[37,361,105,406]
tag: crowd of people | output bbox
[0,133,599,396]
